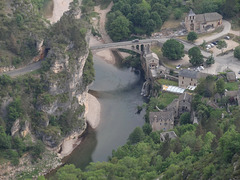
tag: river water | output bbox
[63,56,145,169]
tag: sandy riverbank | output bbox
[85,93,101,129]
[48,0,73,24]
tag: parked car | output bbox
[212,41,217,45]
[224,36,230,40]
[210,43,215,47]
[176,64,181,69]
[206,44,212,49]
[200,66,204,70]
[132,39,139,43]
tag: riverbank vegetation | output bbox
[51,103,240,179]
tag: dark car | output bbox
[212,41,217,45]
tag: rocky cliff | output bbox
[0,0,93,178]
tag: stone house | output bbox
[149,92,193,131]
[149,111,174,132]
[160,131,178,142]
[185,9,222,32]
[226,72,236,82]
[179,69,208,88]
[144,52,159,78]
[178,92,192,116]
[225,90,240,105]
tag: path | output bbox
[195,20,231,45]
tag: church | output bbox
[185,9,223,32]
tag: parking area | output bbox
[205,37,239,55]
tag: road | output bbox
[195,20,231,45]
[1,61,42,77]
[0,20,236,78]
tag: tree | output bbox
[180,112,191,125]
[0,126,11,149]
[151,11,162,28]
[217,40,227,53]
[162,39,184,60]
[234,46,240,60]
[188,47,204,66]
[31,140,45,159]
[128,127,145,144]
[142,123,152,135]
[56,164,82,180]
[187,32,198,42]
[174,8,183,20]
[108,15,130,42]
[216,79,225,94]
[206,55,215,66]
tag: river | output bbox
[63,55,146,169]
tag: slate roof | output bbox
[179,92,192,102]
[160,131,178,142]
[204,12,222,22]
[179,69,208,79]
[195,14,205,22]
[226,72,236,81]
[188,9,196,16]
[149,111,174,122]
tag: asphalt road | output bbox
[1,61,42,77]
[0,20,235,78]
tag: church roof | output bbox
[188,9,195,16]
[204,12,222,22]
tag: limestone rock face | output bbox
[35,46,89,147]
[20,121,30,138]
[11,119,20,136]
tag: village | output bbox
[142,9,240,141]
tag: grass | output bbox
[157,92,178,108]
[157,79,178,86]
[161,13,185,30]
[224,82,240,91]
[151,45,162,58]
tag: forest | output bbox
[105,0,240,41]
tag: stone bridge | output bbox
[90,39,160,54]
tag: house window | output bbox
[182,81,184,84]
[194,83,196,86]
[191,78,193,81]
[191,20,193,23]
[193,16,194,20]
[190,83,191,85]
[183,77,184,79]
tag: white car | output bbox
[200,66,204,70]
[176,64,181,69]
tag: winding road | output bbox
[1,20,237,78]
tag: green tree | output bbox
[188,47,204,66]
[56,164,82,180]
[180,112,191,125]
[128,127,145,144]
[31,140,45,159]
[151,11,162,28]
[108,15,130,41]
[219,128,240,162]
[174,8,183,20]
[217,40,227,53]
[206,55,215,66]
[162,39,184,60]
[142,123,152,135]
[216,78,225,94]
[234,46,240,60]
[187,32,198,42]
[0,126,11,149]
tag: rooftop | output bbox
[160,131,178,142]
[162,85,185,94]
[179,69,208,79]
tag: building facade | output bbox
[178,69,208,88]
[185,9,222,32]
